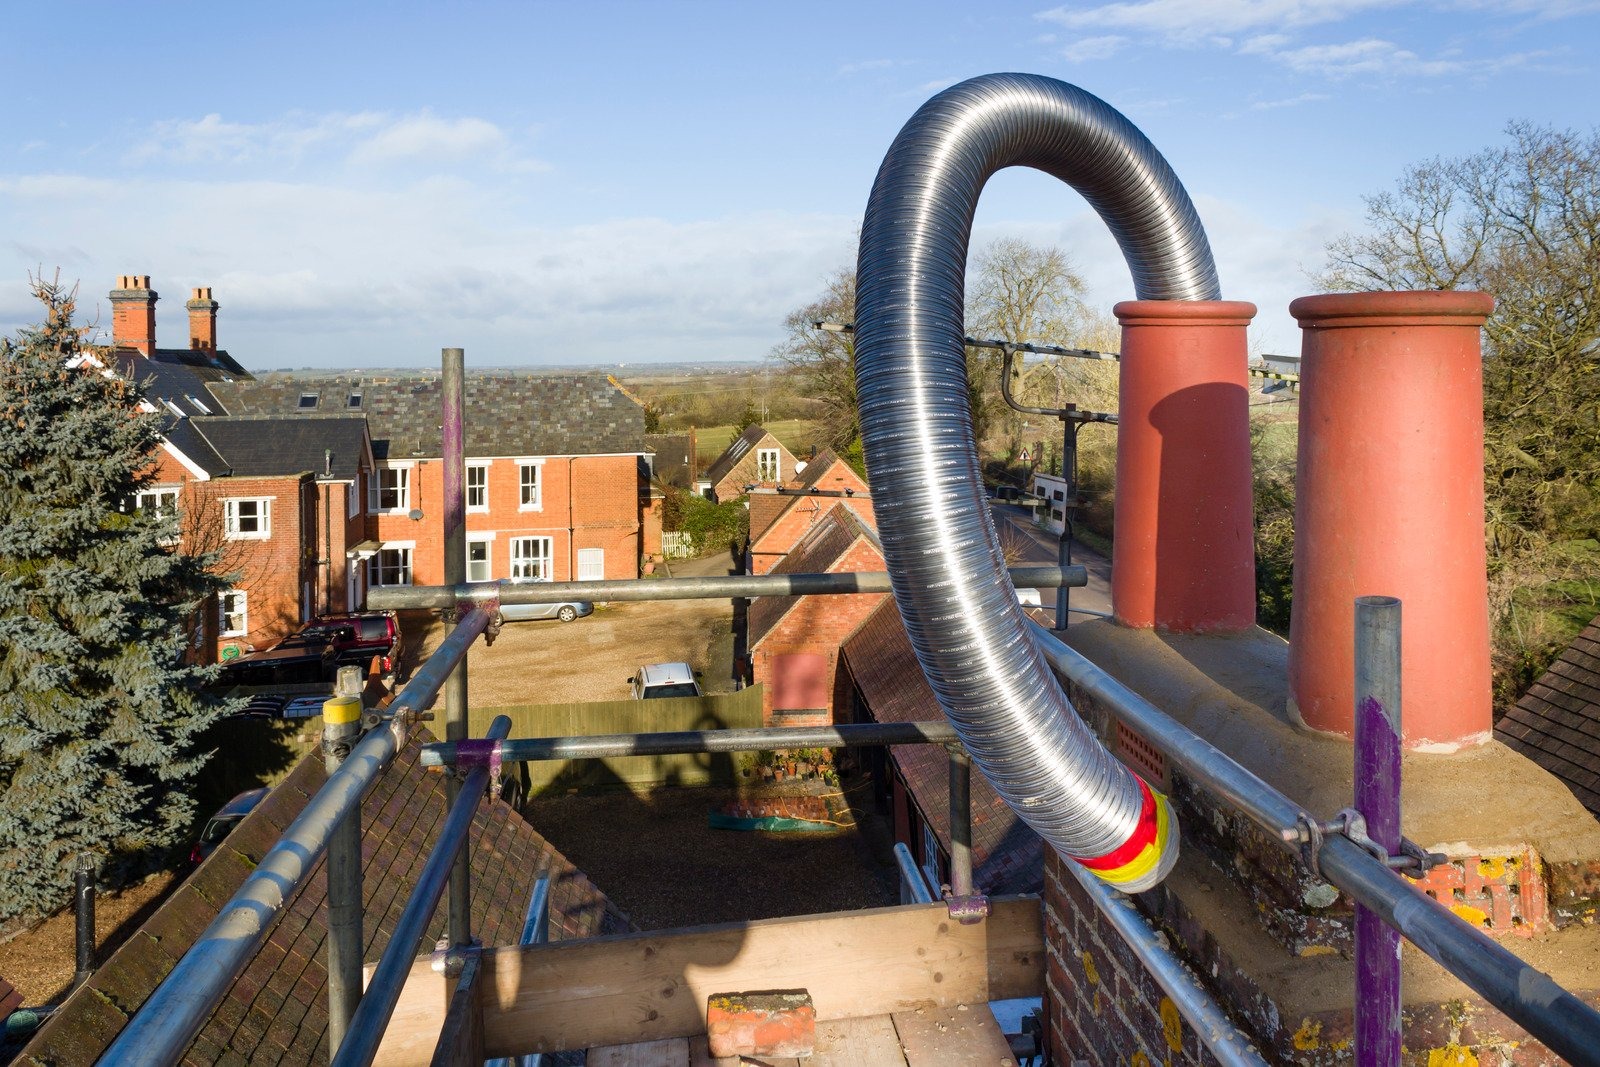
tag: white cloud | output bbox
[0,166,858,367]
[837,58,896,76]
[346,112,510,165]
[1061,34,1130,61]
[1247,90,1333,109]
[1258,37,1550,77]
[1036,0,1404,45]
[125,109,546,174]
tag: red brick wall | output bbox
[368,453,643,587]
[180,473,314,657]
[750,498,874,575]
[748,459,873,575]
[750,538,886,724]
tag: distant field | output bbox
[695,419,820,465]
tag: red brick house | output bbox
[746,449,873,574]
[697,424,798,502]
[745,505,886,726]
[98,275,647,662]
[210,374,649,593]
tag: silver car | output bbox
[497,597,594,624]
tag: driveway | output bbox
[406,555,738,708]
[992,502,1113,621]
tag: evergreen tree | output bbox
[0,277,231,922]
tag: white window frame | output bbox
[368,542,414,587]
[224,497,271,540]
[466,462,490,513]
[577,547,605,581]
[466,534,494,583]
[369,462,413,514]
[509,536,553,581]
[517,458,544,512]
[219,590,249,637]
[347,474,360,520]
[135,485,180,519]
[757,447,781,482]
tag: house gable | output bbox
[701,425,798,502]
[747,452,873,575]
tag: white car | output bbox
[627,661,702,699]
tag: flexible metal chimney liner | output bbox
[855,73,1219,890]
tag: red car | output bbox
[294,610,402,678]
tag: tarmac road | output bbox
[991,502,1113,623]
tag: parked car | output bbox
[295,610,402,676]
[627,661,702,700]
[498,597,594,624]
[215,610,402,689]
[190,787,269,863]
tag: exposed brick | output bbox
[705,990,816,1059]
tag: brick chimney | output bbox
[186,287,219,352]
[109,275,157,356]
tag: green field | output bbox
[695,419,821,465]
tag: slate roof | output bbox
[840,599,1045,896]
[20,729,630,1067]
[749,505,879,650]
[195,416,370,480]
[645,432,694,489]
[159,415,232,478]
[115,349,250,416]
[700,424,773,489]
[207,375,644,462]
[1496,614,1600,816]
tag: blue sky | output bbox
[2,0,1596,368]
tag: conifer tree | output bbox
[0,276,230,922]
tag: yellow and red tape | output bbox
[1068,776,1178,894]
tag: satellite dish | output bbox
[407,508,425,522]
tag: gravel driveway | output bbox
[402,555,741,708]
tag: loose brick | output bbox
[705,990,816,1060]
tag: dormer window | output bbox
[347,392,362,408]
[298,393,319,409]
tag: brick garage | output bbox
[746,506,886,726]
[747,450,872,575]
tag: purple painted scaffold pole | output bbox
[1354,595,1403,1067]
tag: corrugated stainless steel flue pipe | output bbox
[855,72,1219,891]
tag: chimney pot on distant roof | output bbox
[186,286,219,353]
[110,274,157,356]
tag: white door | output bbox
[577,548,605,581]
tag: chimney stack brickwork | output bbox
[186,286,219,352]
[109,274,157,356]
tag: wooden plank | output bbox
[484,896,1041,1058]
[373,898,1041,1064]
[429,954,483,1067]
[372,955,460,1066]
[687,1034,797,1066]
[813,1015,909,1067]
[590,1037,691,1066]
[892,1004,1020,1067]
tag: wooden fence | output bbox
[469,685,765,795]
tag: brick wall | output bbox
[184,473,314,657]
[1043,677,1600,1066]
[750,494,875,575]
[367,453,643,587]
[751,538,886,724]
